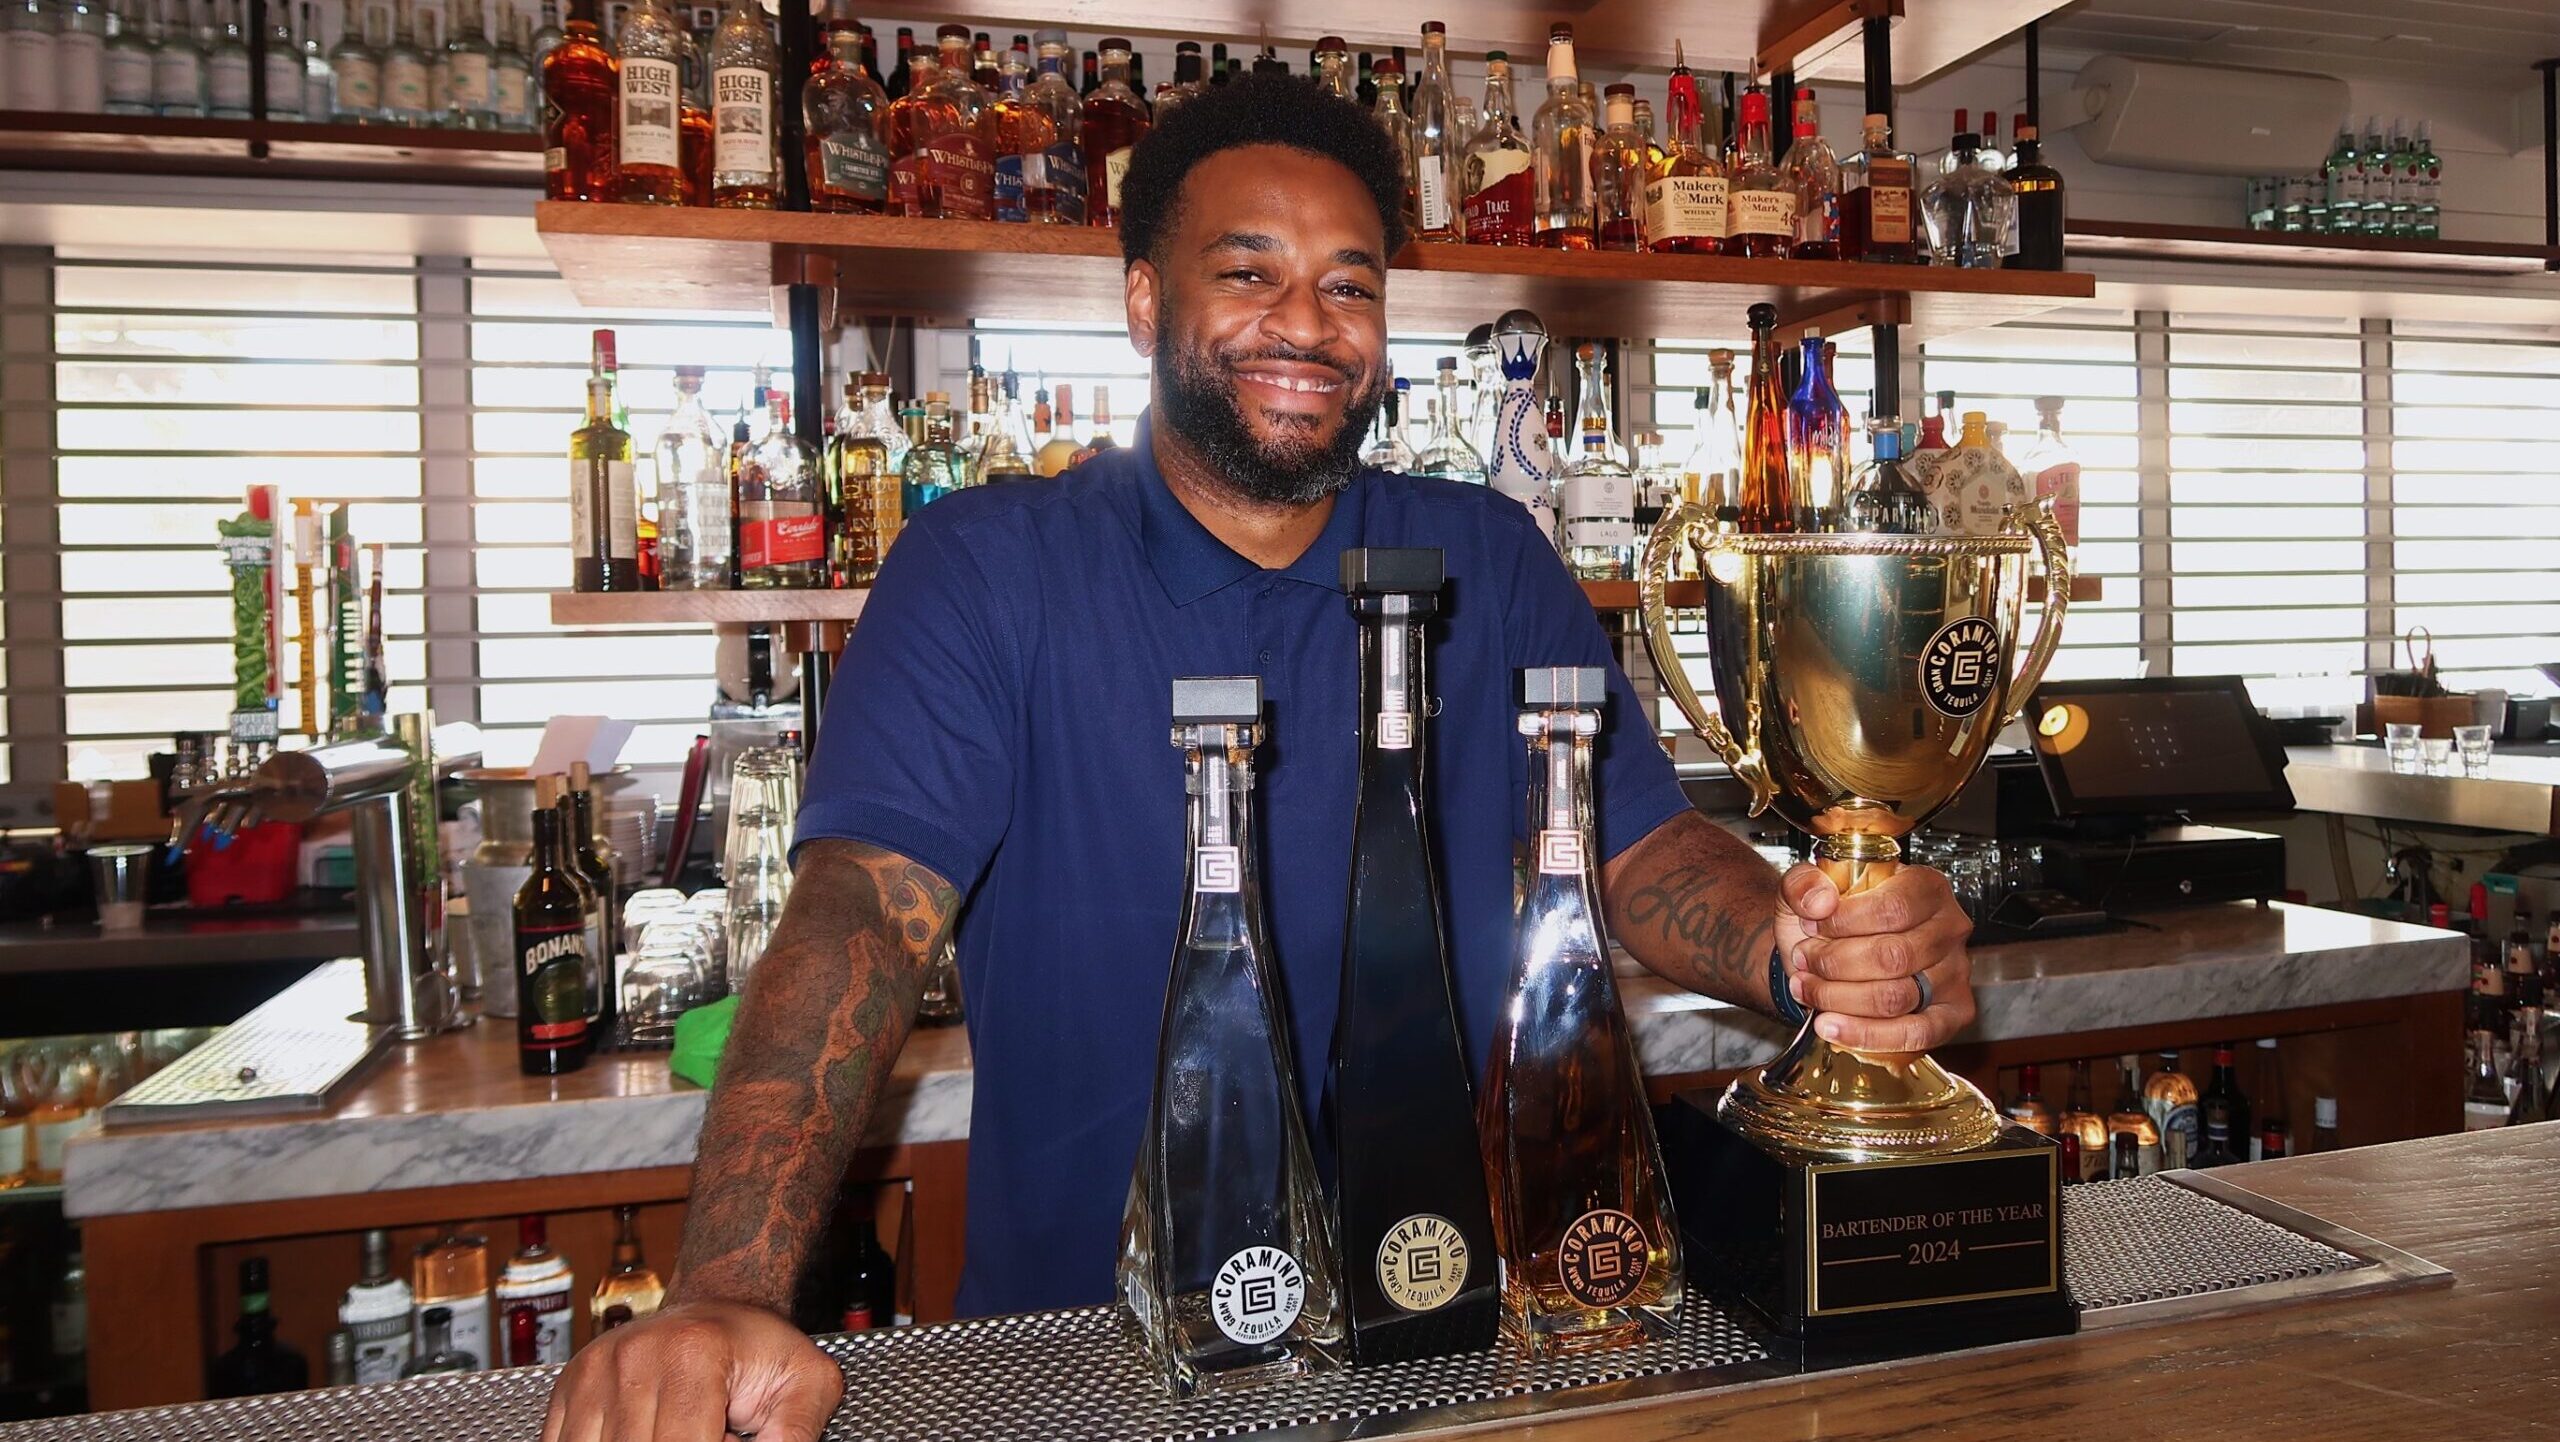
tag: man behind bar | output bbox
[545,73,1978,1442]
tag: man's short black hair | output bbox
[1117,72,1410,268]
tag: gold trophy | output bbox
[1641,501,2075,1354]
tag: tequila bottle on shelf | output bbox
[1409,357,1487,484]
[653,365,730,589]
[1784,330,1848,530]
[1484,309,1558,543]
[1326,550,1498,1366]
[1119,676,1344,1397]
[1559,342,1634,580]
[1483,667,1683,1355]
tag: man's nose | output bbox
[1258,278,1336,355]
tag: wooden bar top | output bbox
[1484,1123,2559,1441]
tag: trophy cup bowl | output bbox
[1639,503,2071,1162]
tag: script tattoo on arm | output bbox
[670,837,958,1313]
[1602,810,1783,1017]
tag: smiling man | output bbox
[543,73,1977,1442]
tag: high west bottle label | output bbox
[618,57,681,168]
[712,65,773,177]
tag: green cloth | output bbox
[669,994,739,1089]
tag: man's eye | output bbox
[1331,283,1379,301]
[1221,269,1265,283]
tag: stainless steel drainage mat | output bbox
[5,1171,2449,1442]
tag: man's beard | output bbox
[1155,320,1386,507]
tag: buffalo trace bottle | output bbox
[1324,551,1498,1366]
[1482,667,1684,1355]
[515,773,592,1076]
[1459,51,1533,245]
[1119,676,1344,1396]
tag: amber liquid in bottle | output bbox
[540,0,616,201]
[589,1204,667,1328]
[1482,667,1683,1356]
[1080,40,1148,228]
[1736,304,1795,533]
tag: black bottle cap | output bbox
[422,1305,453,1325]
[1747,301,1778,330]
[1521,666,1608,710]
[1340,546,1444,595]
[1172,675,1262,725]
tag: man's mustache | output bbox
[1219,343,1360,385]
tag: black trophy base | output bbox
[1660,1089,2075,1364]
[1342,1290,1500,1368]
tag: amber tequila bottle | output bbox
[1119,676,1344,1396]
[804,29,890,213]
[1528,25,1593,249]
[540,0,615,201]
[1590,85,1647,252]
[1081,37,1148,226]
[589,1204,666,1328]
[1483,667,1683,1355]
[706,0,778,207]
[1725,87,1794,259]
[1460,51,1533,245]
[1737,303,1793,532]
[1644,42,1725,254]
[1326,551,1499,1366]
[610,0,686,203]
[1840,112,1918,263]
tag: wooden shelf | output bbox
[2066,219,2558,277]
[535,203,2096,343]
[548,589,869,625]
[0,110,541,184]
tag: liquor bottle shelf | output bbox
[2065,218,2560,277]
[1580,575,2104,610]
[548,589,871,625]
[534,203,2097,343]
[0,110,543,184]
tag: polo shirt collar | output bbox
[1133,409,1370,606]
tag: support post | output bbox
[2539,60,2559,269]
[778,0,817,213]
[785,279,830,749]
[2024,21,2041,131]
[1861,13,1892,130]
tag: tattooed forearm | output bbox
[1602,810,1782,1016]
[670,837,958,1313]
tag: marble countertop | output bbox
[63,900,2462,1220]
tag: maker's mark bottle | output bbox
[1325,549,1498,1365]
[1119,676,1343,1395]
[1482,667,1683,1353]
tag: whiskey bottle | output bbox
[610,0,687,203]
[1015,29,1083,222]
[737,390,824,588]
[706,0,779,208]
[516,773,593,1076]
[892,23,993,219]
[1840,112,1918,263]
[1528,24,1593,249]
[1591,85,1647,251]
[1726,87,1795,259]
[2105,1055,2162,1177]
[1119,676,1344,1397]
[804,27,890,212]
[590,1203,667,1328]
[1643,42,1725,255]
[1459,51,1532,245]
[1034,381,1080,476]
[677,21,712,203]
[1324,550,1498,1366]
[1483,667,1683,1354]
[2003,1063,2057,1136]
[1079,36,1146,226]
[540,0,613,198]
[1780,85,1840,258]
[2142,1051,2200,1167]
[569,371,639,592]
[2055,1059,2109,1183]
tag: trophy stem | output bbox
[1717,831,2003,1160]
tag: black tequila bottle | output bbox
[1119,676,1343,1396]
[1325,548,1499,1364]
[1483,667,1684,1354]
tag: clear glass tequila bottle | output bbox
[1327,552,1497,1365]
[1558,343,1634,580]
[654,366,731,589]
[1482,667,1684,1355]
[1120,676,1344,1397]
[1409,358,1487,485]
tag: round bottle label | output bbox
[1919,616,2003,719]
[1557,1208,1651,1309]
[1375,1213,1469,1313]
[1209,1245,1307,1345]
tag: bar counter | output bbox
[56,899,2466,1410]
[19,1125,2555,1441]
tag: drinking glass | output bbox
[2452,724,2494,779]
[722,750,801,990]
[2384,722,2423,774]
[620,922,713,1046]
[681,888,730,994]
[621,888,688,957]
[2418,737,2455,776]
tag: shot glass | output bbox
[2451,724,2493,779]
[2418,737,2455,776]
[2384,722,2423,774]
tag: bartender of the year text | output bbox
[544,73,1978,1442]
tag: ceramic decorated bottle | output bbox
[1486,309,1559,547]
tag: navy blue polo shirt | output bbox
[796,412,1690,1318]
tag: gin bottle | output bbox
[1326,552,1498,1365]
[1484,308,1558,544]
[1120,676,1344,1397]
[1483,667,1683,1355]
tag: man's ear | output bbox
[1125,259,1160,359]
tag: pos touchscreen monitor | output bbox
[2023,675,2296,818]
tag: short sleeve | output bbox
[1498,514,1691,861]
[794,508,1018,895]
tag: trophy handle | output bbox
[2003,497,2073,724]
[1640,504,1773,814]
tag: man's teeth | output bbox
[1252,373,1339,394]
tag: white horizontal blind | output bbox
[465,269,791,767]
[2387,320,2560,696]
[49,254,430,782]
[2165,313,2370,711]
[1919,307,2142,681]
